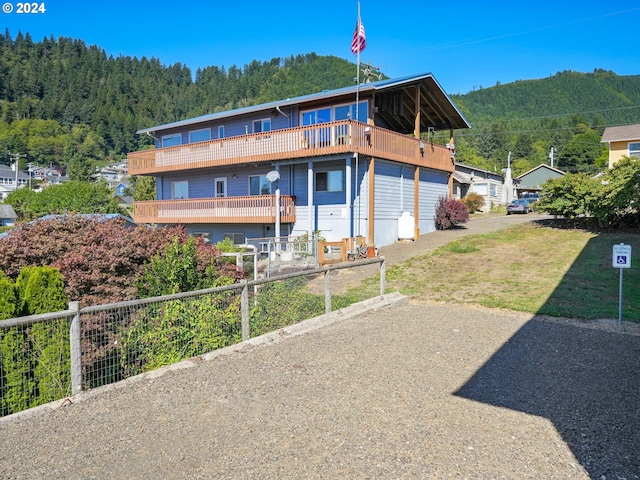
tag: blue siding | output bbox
[292,163,309,205]
[159,167,293,200]
[160,173,214,199]
[373,160,409,246]
[371,161,448,244]
[313,160,347,206]
[291,159,351,239]
[155,109,300,147]
[418,169,448,234]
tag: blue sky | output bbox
[3,0,640,95]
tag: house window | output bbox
[249,175,271,195]
[316,170,343,192]
[189,128,211,143]
[253,119,271,133]
[218,125,225,139]
[303,101,368,125]
[629,142,640,158]
[334,101,368,122]
[171,181,188,199]
[489,184,497,196]
[224,232,244,245]
[474,183,488,196]
[162,133,181,147]
[215,177,227,197]
[302,108,331,126]
[193,232,211,244]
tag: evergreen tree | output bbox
[17,266,70,406]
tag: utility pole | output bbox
[361,62,381,83]
[505,151,514,204]
[9,152,27,189]
[549,146,554,168]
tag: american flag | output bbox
[351,18,366,54]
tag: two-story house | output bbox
[0,164,29,200]
[128,73,471,248]
[601,123,640,168]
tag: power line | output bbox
[456,119,640,139]
[458,105,640,131]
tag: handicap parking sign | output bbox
[612,244,632,269]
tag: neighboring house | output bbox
[0,165,29,200]
[0,204,17,226]
[32,167,68,187]
[114,182,130,196]
[128,73,471,248]
[94,167,120,184]
[108,161,129,175]
[516,164,565,195]
[94,166,130,189]
[452,163,504,212]
[601,124,640,168]
[115,195,134,210]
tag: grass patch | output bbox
[348,222,640,322]
[438,240,480,254]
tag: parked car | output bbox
[506,199,530,214]
[521,192,540,209]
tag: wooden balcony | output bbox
[133,195,295,225]
[128,120,455,175]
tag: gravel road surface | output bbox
[1,213,638,479]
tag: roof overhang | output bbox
[452,171,471,184]
[137,73,471,136]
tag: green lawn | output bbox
[356,222,640,322]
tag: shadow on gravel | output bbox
[454,319,640,478]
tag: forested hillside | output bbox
[1,30,640,177]
[451,69,640,174]
[0,30,357,173]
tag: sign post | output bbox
[612,243,632,326]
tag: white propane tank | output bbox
[398,212,415,241]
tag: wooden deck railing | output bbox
[133,195,296,224]
[128,120,455,175]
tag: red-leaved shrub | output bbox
[435,197,469,230]
[0,216,221,305]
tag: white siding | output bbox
[316,204,350,241]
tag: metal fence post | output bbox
[241,280,250,341]
[324,269,331,314]
[69,301,82,395]
[379,257,386,296]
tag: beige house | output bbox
[601,124,640,168]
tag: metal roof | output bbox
[137,73,471,135]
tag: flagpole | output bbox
[355,0,361,121]
[355,0,361,237]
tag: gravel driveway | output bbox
[1,214,638,479]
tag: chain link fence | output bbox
[0,257,385,417]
